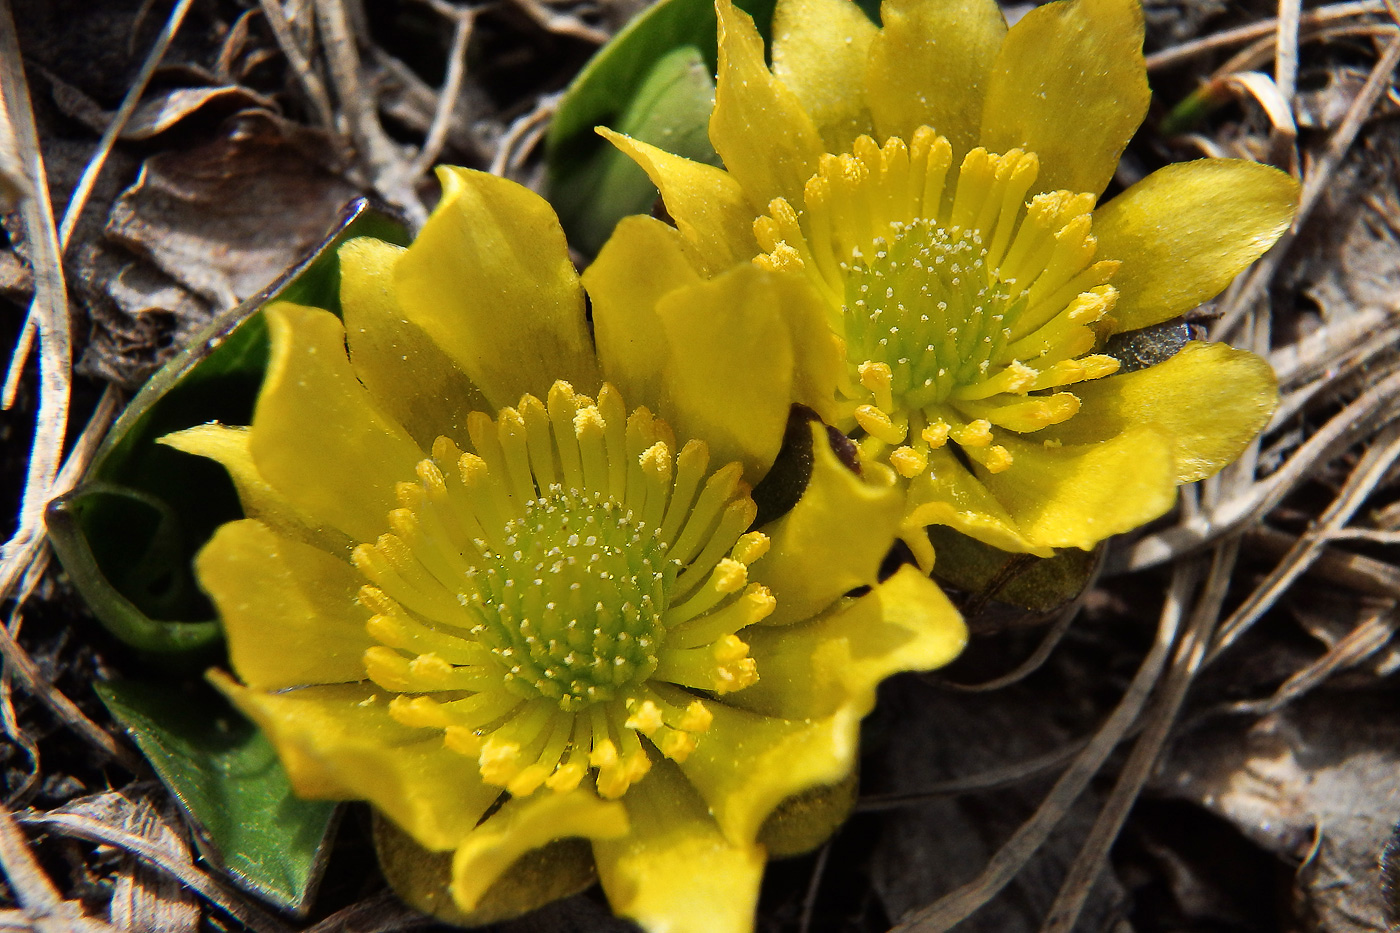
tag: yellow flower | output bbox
[596,0,1299,563]
[161,167,966,933]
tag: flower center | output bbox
[755,128,1124,479]
[478,487,670,710]
[352,381,774,799]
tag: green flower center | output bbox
[841,220,1019,410]
[352,381,775,799]
[477,487,672,710]
[756,128,1123,480]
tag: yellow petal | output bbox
[251,303,422,543]
[1045,342,1278,482]
[198,520,368,690]
[710,0,825,208]
[979,0,1148,198]
[211,676,501,850]
[1094,160,1300,331]
[981,425,1177,550]
[394,166,599,409]
[338,237,490,446]
[867,0,1006,159]
[599,130,759,276]
[584,215,701,409]
[594,758,765,933]
[158,424,349,553]
[450,791,627,912]
[673,696,857,846]
[903,445,1050,557]
[733,565,966,720]
[750,423,903,625]
[771,0,878,151]
[654,265,809,479]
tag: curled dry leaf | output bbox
[78,109,360,387]
[1155,694,1400,933]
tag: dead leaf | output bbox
[105,109,358,309]
[1154,694,1400,933]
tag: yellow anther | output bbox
[859,361,895,412]
[679,700,713,733]
[507,764,551,797]
[363,646,412,691]
[951,419,993,447]
[743,584,777,623]
[589,738,619,769]
[408,652,454,687]
[855,404,908,445]
[544,762,586,793]
[388,695,451,729]
[889,445,928,478]
[624,700,665,734]
[716,657,759,693]
[415,458,447,494]
[458,452,489,485]
[659,729,698,762]
[573,405,606,439]
[444,726,482,756]
[712,558,748,594]
[1066,285,1118,324]
[1004,361,1038,393]
[731,531,770,564]
[713,634,750,663]
[922,422,950,448]
[1079,354,1121,380]
[983,446,1013,473]
[478,740,522,784]
[757,242,804,273]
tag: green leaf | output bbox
[550,44,721,255]
[48,200,409,661]
[927,526,1100,614]
[546,0,881,255]
[96,678,338,914]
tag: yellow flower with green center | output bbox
[595,0,1299,563]
[162,167,966,933]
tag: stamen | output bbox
[351,381,771,799]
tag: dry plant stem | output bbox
[856,739,1090,812]
[257,0,337,129]
[1038,543,1237,933]
[0,0,71,606]
[798,838,833,933]
[1270,306,1393,388]
[1250,524,1400,598]
[407,4,474,179]
[313,0,426,225]
[1212,34,1400,340]
[943,602,1084,693]
[1209,419,1400,660]
[890,562,1202,932]
[1231,604,1399,715]
[1275,0,1304,103]
[1112,365,1400,573]
[0,800,120,933]
[489,94,558,178]
[1145,0,1387,71]
[17,812,290,933]
[1,0,195,410]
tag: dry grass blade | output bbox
[1210,419,1400,660]
[0,800,119,932]
[408,4,473,178]
[1145,0,1387,71]
[888,562,1201,932]
[942,600,1084,692]
[0,0,71,602]
[2,0,196,410]
[1250,524,1400,599]
[1212,34,1400,340]
[16,812,291,933]
[1038,544,1238,933]
[857,739,1089,812]
[258,0,337,130]
[1232,604,1399,715]
[490,94,559,178]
